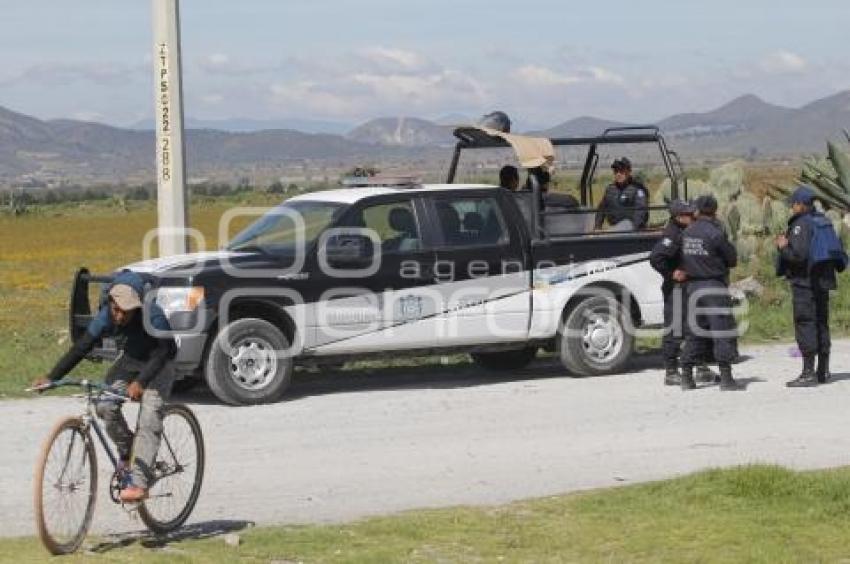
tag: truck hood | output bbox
[121,251,254,274]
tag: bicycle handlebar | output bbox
[26,378,129,400]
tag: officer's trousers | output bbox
[792,284,830,356]
[661,284,686,365]
[682,279,738,366]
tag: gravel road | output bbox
[2,340,849,538]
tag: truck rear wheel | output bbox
[205,318,293,405]
[558,295,633,376]
[471,347,538,371]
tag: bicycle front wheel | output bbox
[34,417,98,555]
[139,404,205,534]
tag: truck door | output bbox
[310,195,441,353]
[426,191,530,346]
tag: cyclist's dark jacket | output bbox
[680,217,737,281]
[594,180,649,228]
[47,271,175,385]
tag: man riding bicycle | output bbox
[33,270,176,502]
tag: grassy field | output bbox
[1,190,846,398]
[2,464,850,562]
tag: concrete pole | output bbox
[152,0,189,256]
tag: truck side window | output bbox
[435,197,508,247]
[346,200,423,253]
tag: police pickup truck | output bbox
[70,125,687,405]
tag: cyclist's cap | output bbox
[109,284,142,311]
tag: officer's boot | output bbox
[664,360,681,386]
[695,364,718,384]
[718,363,743,391]
[816,353,830,384]
[680,365,696,390]
[786,355,817,387]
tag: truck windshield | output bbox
[227,200,344,253]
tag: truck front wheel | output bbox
[205,318,293,405]
[557,295,633,376]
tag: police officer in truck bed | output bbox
[594,157,649,231]
[678,194,743,391]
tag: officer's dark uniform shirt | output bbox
[594,180,649,229]
[46,271,175,385]
[779,211,837,290]
[680,217,737,281]
[649,220,684,294]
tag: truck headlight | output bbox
[156,286,205,314]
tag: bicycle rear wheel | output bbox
[34,417,98,555]
[139,404,205,534]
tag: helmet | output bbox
[478,111,511,133]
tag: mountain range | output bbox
[2,90,850,188]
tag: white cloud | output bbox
[760,50,807,73]
[200,93,224,105]
[71,110,105,122]
[513,65,624,88]
[359,46,429,72]
[514,65,580,87]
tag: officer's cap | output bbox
[669,199,696,216]
[694,194,718,215]
[787,185,815,206]
[611,157,632,171]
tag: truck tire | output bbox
[557,295,633,376]
[205,318,293,405]
[471,347,538,371]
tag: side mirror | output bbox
[322,234,375,265]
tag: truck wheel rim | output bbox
[228,337,278,391]
[581,313,623,363]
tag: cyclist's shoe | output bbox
[119,485,148,503]
[115,460,132,489]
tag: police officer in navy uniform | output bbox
[594,158,649,230]
[650,200,718,386]
[679,194,743,391]
[776,186,839,387]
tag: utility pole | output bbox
[152,0,189,256]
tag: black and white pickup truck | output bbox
[70,125,688,405]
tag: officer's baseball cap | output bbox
[108,284,142,311]
[669,199,696,216]
[611,157,632,171]
[695,194,718,215]
[787,185,815,206]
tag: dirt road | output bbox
[2,340,849,538]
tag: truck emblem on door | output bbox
[398,295,424,321]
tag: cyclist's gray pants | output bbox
[95,355,174,489]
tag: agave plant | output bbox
[767,130,850,212]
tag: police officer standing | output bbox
[650,200,717,386]
[679,194,742,391]
[776,186,844,387]
[594,158,649,230]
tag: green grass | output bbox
[4,465,850,562]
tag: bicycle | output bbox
[29,378,205,555]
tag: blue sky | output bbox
[3,1,849,129]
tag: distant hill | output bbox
[129,116,353,135]
[346,117,455,147]
[532,91,850,158]
[3,89,850,188]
